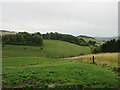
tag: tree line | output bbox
[2,32,98,46]
[2,32,43,45]
[77,35,95,39]
[42,32,89,46]
[85,39,120,54]
[2,31,119,53]
[100,39,120,52]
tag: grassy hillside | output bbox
[78,36,104,46]
[2,40,91,58]
[0,30,16,35]
[2,57,118,89]
[2,33,118,89]
[71,53,118,66]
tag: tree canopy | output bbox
[100,39,120,52]
[2,32,43,46]
[42,32,89,46]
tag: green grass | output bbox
[2,57,58,67]
[2,40,91,58]
[2,40,118,89]
[2,57,118,89]
[78,37,104,46]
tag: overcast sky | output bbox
[1,2,118,37]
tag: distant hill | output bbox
[78,35,95,39]
[1,30,105,46]
[0,30,16,35]
[77,35,104,46]
[94,36,119,41]
[0,30,10,32]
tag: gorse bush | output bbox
[2,32,43,45]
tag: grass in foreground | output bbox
[2,57,118,89]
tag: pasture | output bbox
[2,40,91,58]
[2,57,118,89]
[2,40,119,89]
[78,36,104,46]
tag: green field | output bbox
[2,39,119,89]
[78,36,104,46]
[2,57,118,89]
[2,40,91,58]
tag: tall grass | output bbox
[71,53,118,66]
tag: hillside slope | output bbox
[2,40,91,58]
[77,36,104,46]
[0,30,16,36]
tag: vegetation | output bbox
[2,32,43,45]
[71,53,119,78]
[101,39,120,52]
[1,30,119,89]
[42,32,89,46]
[1,31,103,48]
[78,35,95,39]
[90,46,102,54]
[2,57,118,89]
[86,39,120,54]
[77,36,104,46]
[2,40,91,58]
[0,30,16,36]
[71,53,118,66]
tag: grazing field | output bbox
[2,57,118,89]
[2,40,91,58]
[78,36,104,46]
[71,53,118,66]
[2,40,119,89]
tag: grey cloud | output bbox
[1,2,118,37]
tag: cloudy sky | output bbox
[1,2,118,37]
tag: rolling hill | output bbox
[2,40,91,58]
[0,30,16,36]
[77,36,104,46]
[2,31,118,89]
[94,36,119,41]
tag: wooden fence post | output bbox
[92,56,94,64]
